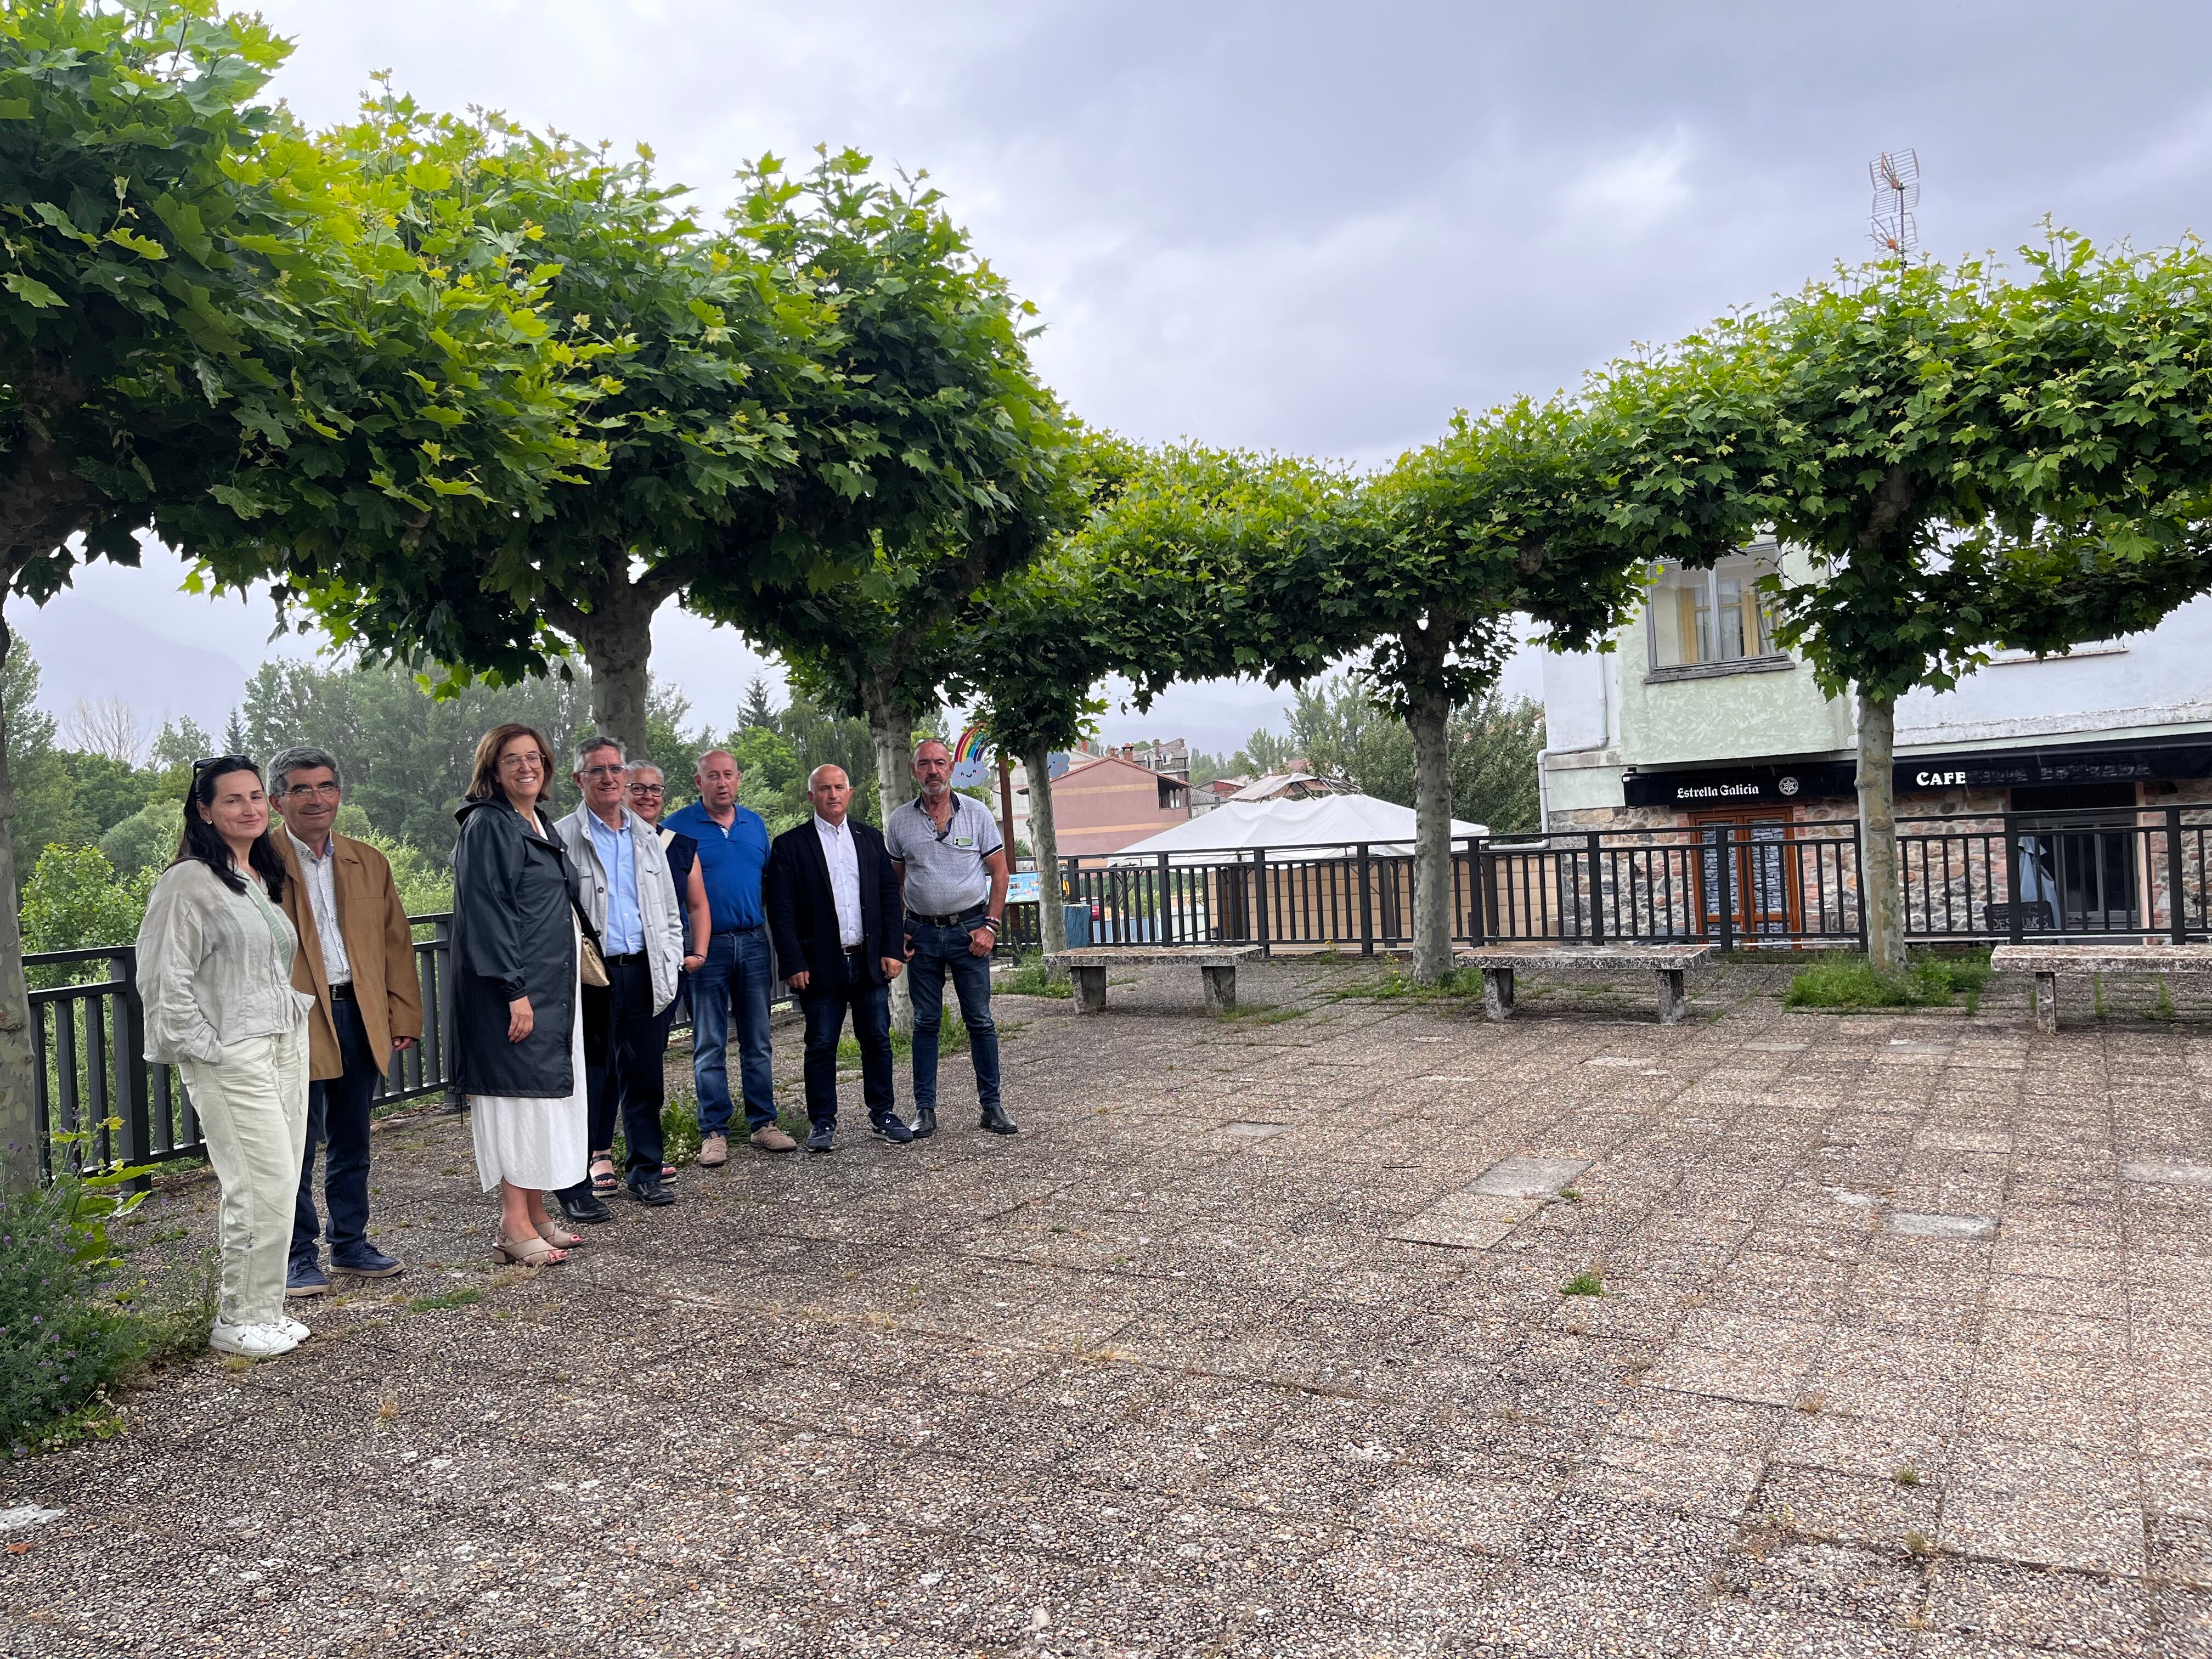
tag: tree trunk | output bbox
[572,582,655,763]
[0,608,40,1191]
[1026,743,1065,963]
[1408,682,1455,985]
[1857,690,1905,972]
[863,690,916,1034]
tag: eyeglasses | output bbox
[628,783,666,797]
[193,754,254,774]
[281,782,342,801]
[498,752,549,770]
[579,764,627,779]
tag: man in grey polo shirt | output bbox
[886,738,1015,1137]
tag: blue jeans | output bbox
[692,928,776,1135]
[801,969,894,1127]
[903,918,1001,1113]
[291,995,379,1266]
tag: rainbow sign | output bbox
[950,725,988,766]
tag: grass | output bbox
[1893,1466,1921,1487]
[1782,949,1993,1012]
[840,1013,969,1066]
[404,1289,482,1313]
[1561,1269,1605,1297]
[1339,966,1486,1002]
[997,951,1073,998]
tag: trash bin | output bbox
[1063,904,1092,948]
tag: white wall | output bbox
[1896,595,2212,750]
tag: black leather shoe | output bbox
[912,1107,938,1139]
[805,1122,835,1154]
[871,1116,915,1145]
[625,1174,676,1207]
[556,1189,614,1224]
[979,1103,1020,1136]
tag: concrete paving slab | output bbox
[2,955,2203,1652]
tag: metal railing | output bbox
[29,904,1048,1184]
[1056,807,2212,958]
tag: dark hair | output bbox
[465,723,557,805]
[172,757,286,901]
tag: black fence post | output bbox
[1716,827,1736,955]
[110,948,152,1187]
[1255,846,1271,960]
[1585,832,1605,945]
[1157,851,1173,945]
[1357,843,1374,956]
[2168,805,2188,945]
[2002,812,2025,945]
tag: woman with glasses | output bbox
[449,724,588,1266]
[136,758,318,1359]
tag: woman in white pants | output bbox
[137,757,317,1360]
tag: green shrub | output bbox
[1784,950,1993,1010]
[0,1177,150,1453]
[997,951,1071,998]
[20,844,159,989]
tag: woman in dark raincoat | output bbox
[449,723,586,1266]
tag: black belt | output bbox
[713,924,764,936]
[906,903,989,927]
[603,950,646,966]
[328,982,356,1001]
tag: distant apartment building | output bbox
[1048,750,1195,856]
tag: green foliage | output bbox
[20,844,157,985]
[725,687,887,830]
[235,657,607,855]
[997,951,1071,998]
[1287,675,1546,833]
[1595,235,2212,703]
[0,1171,151,1453]
[2,643,87,865]
[95,796,179,879]
[840,1012,968,1065]
[738,150,1080,753]
[55,751,170,838]
[1783,951,1993,1010]
[1561,1270,1605,1297]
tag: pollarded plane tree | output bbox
[946,433,1149,958]
[1323,399,1649,983]
[735,154,1077,844]
[0,4,602,1189]
[1598,232,2212,968]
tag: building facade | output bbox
[1538,543,2212,934]
[1047,752,1195,856]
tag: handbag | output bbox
[548,825,611,988]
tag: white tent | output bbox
[1113,793,1485,861]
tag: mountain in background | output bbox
[11,595,249,742]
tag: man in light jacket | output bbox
[268,745,424,1297]
[552,735,686,1212]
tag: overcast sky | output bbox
[22,1,2212,755]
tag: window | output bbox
[1646,551,1782,672]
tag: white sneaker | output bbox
[275,1316,311,1343]
[209,1319,300,1359]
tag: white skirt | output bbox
[470,963,588,1194]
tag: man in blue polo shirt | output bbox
[664,749,787,1160]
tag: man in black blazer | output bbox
[764,764,910,1152]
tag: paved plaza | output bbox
[5,957,2211,1657]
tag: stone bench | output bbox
[1044,946,1263,1015]
[1455,944,1716,1025]
[1990,943,2212,1032]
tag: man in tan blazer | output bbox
[267,744,424,1296]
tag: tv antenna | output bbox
[1869,148,1920,257]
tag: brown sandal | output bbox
[535,1216,583,1249]
[494,1229,568,1267]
